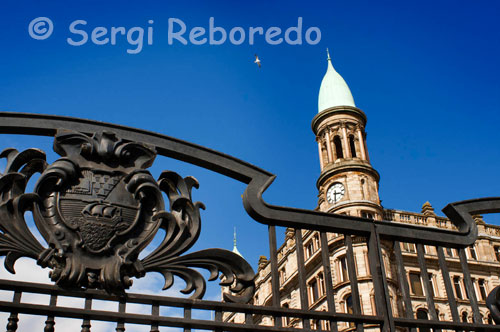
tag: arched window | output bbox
[416,309,430,332]
[461,311,468,323]
[334,136,343,159]
[416,308,428,320]
[344,294,354,327]
[345,295,353,314]
[349,135,357,158]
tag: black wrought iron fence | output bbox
[0,112,498,332]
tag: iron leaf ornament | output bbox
[0,130,255,302]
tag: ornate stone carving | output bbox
[0,130,254,302]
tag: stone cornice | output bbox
[316,160,380,188]
[326,199,382,213]
[311,106,367,134]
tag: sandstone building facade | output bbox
[225,52,500,330]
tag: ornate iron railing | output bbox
[0,112,498,331]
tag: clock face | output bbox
[327,183,345,204]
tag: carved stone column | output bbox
[340,122,349,158]
[317,140,325,169]
[356,125,367,160]
[325,130,333,163]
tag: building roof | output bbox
[318,50,356,113]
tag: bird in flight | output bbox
[254,54,261,68]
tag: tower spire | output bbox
[233,227,237,248]
[232,227,242,257]
[318,48,355,112]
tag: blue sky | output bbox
[1,0,500,311]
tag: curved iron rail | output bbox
[0,112,497,247]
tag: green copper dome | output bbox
[318,51,356,113]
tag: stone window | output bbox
[333,136,343,159]
[409,272,423,296]
[338,255,349,282]
[304,233,320,260]
[308,272,326,305]
[305,241,315,260]
[453,276,463,299]
[478,278,487,301]
[495,246,500,262]
[349,135,357,158]
[344,294,355,328]
[279,267,286,286]
[361,211,374,219]
[345,294,353,313]
[402,242,416,253]
[308,278,319,303]
[416,309,430,332]
[318,273,325,295]
[428,273,436,297]
[461,311,468,323]
[313,233,320,251]
[468,245,477,260]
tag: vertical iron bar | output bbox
[416,243,438,321]
[437,246,460,323]
[320,231,338,332]
[150,301,159,332]
[245,311,252,325]
[394,241,416,332]
[268,225,282,328]
[184,306,192,332]
[44,292,57,332]
[458,247,481,323]
[116,298,126,332]
[81,295,92,332]
[6,291,21,332]
[367,224,393,332]
[345,235,364,332]
[295,229,311,329]
[393,242,413,316]
[214,308,222,332]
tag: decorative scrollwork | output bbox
[487,286,500,324]
[140,171,255,302]
[0,148,47,273]
[0,130,255,302]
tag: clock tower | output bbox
[312,50,382,219]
